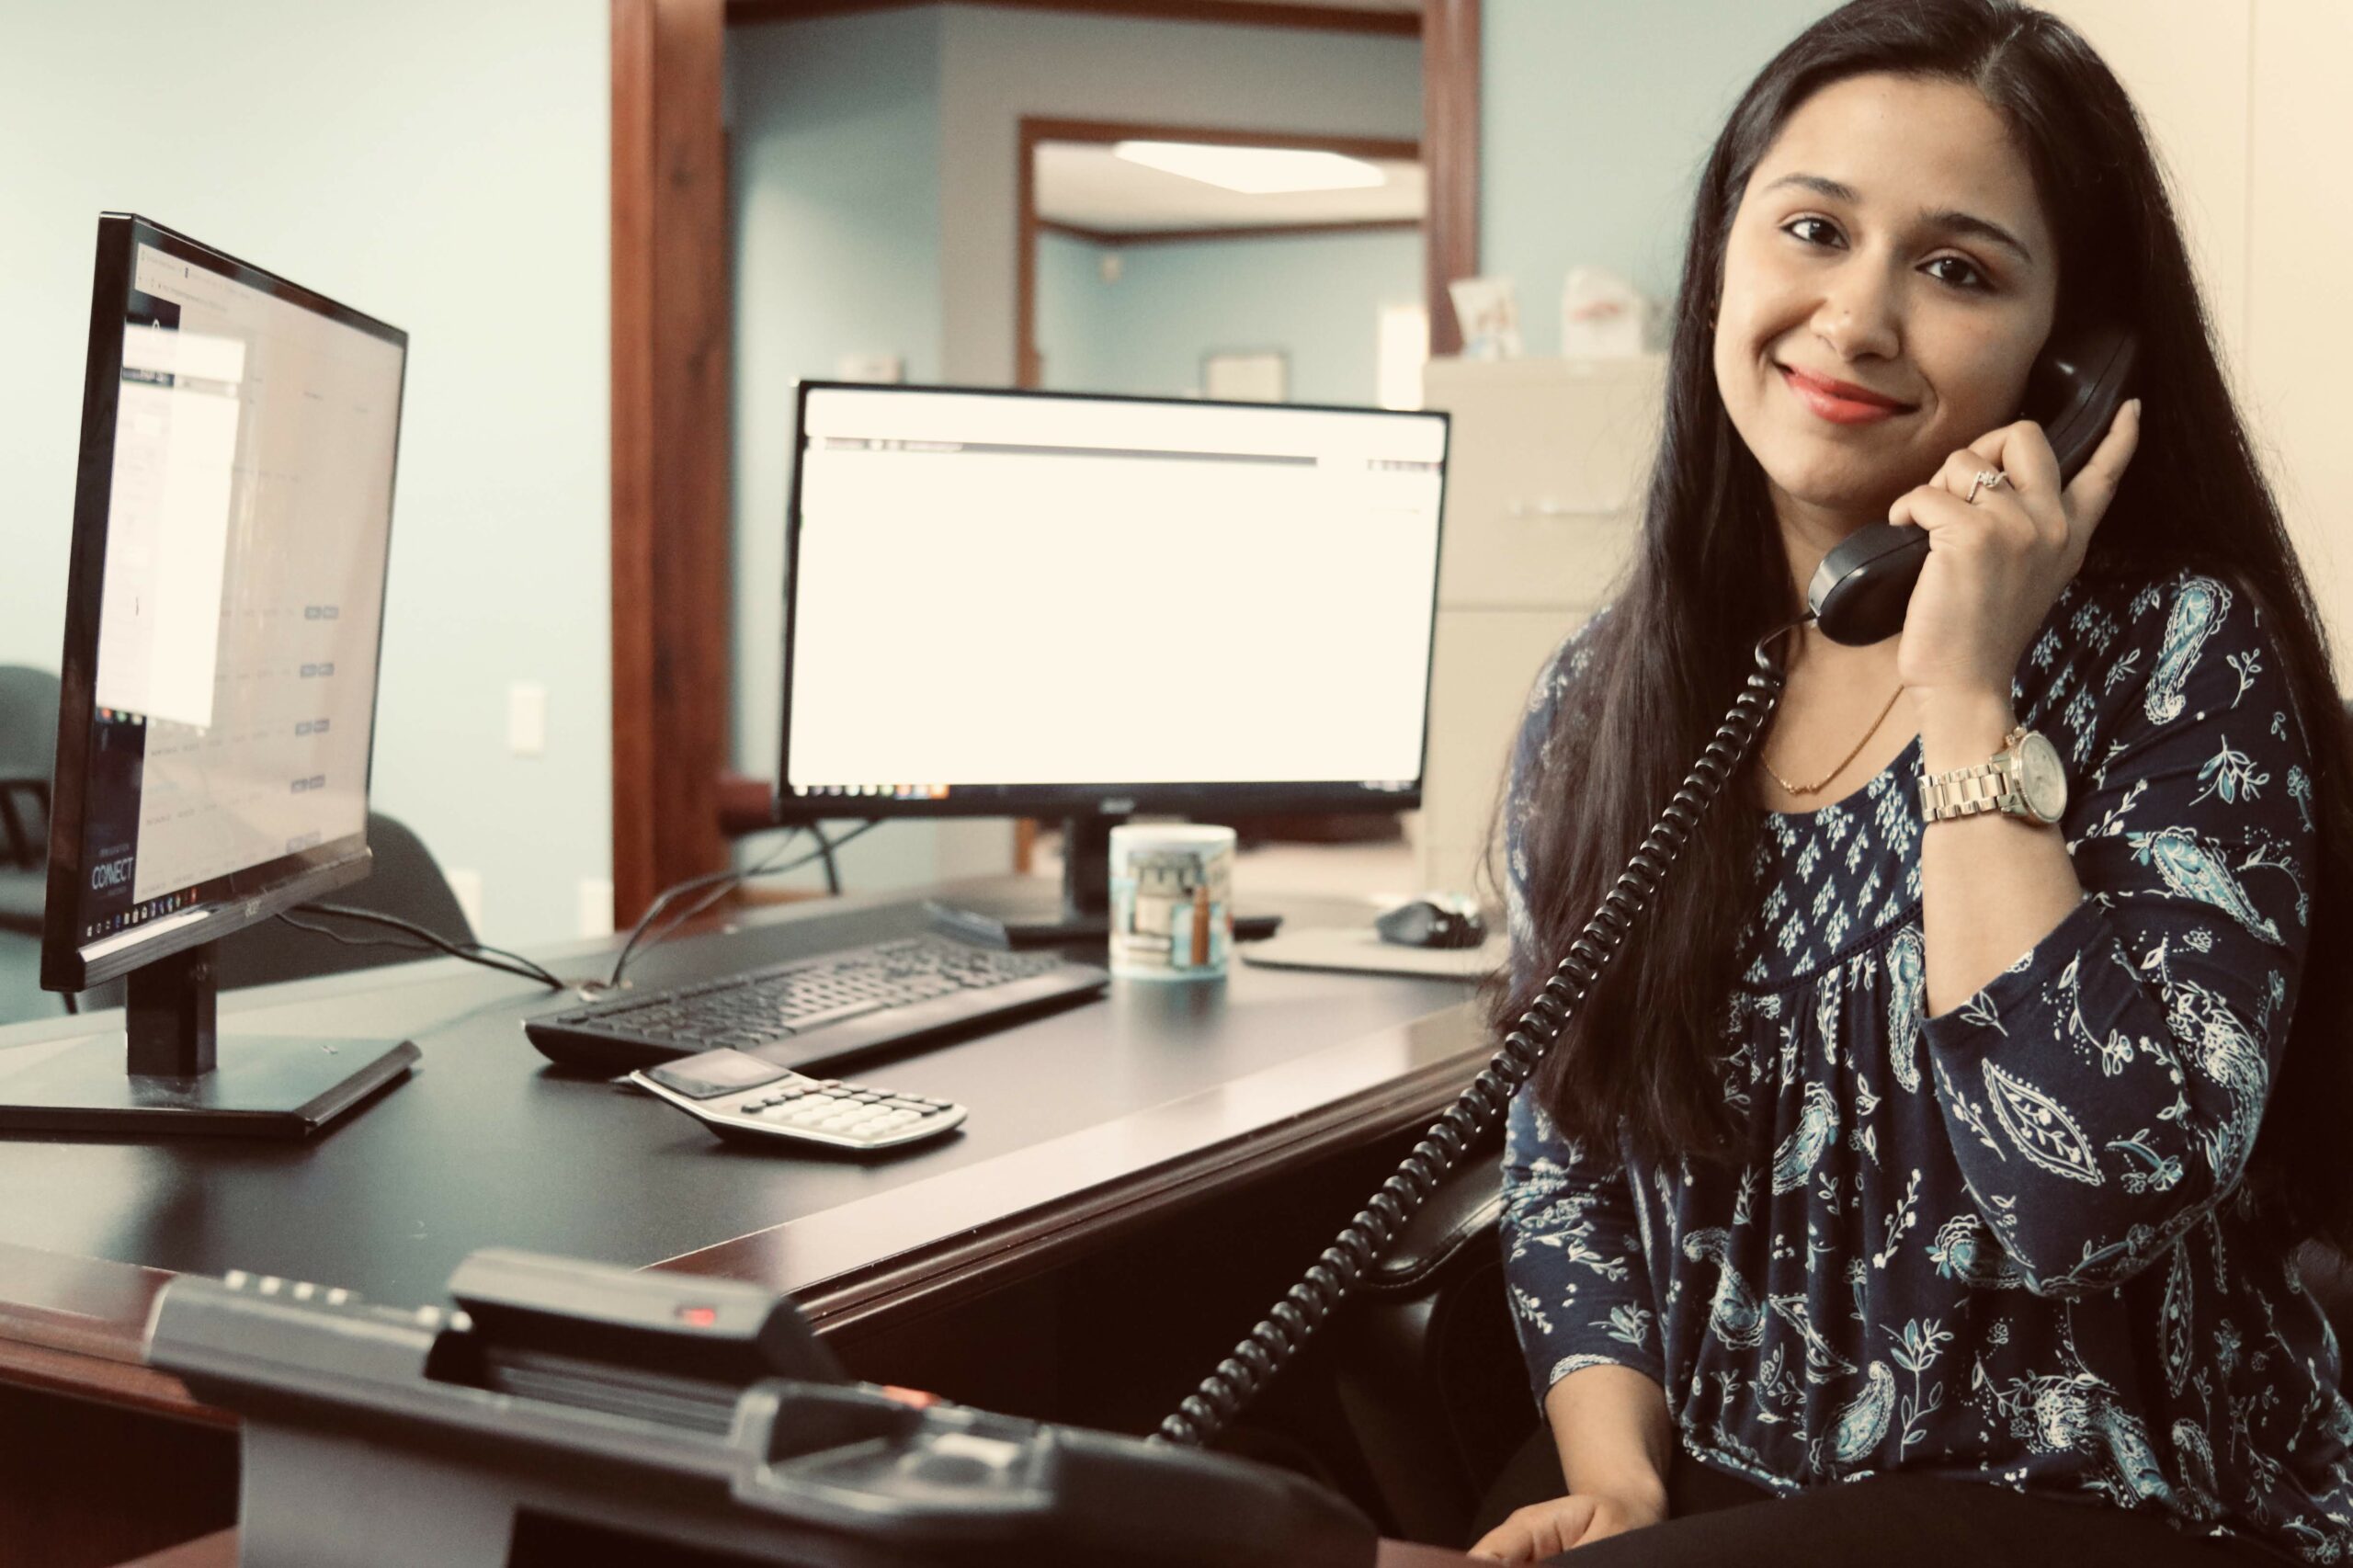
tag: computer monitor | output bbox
[777,381,1449,943]
[4,214,416,1136]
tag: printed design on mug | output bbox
[1108,828,1234,980]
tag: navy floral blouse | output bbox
[1499,569,2353,1561]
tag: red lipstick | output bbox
[1779,364,1915,426]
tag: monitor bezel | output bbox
[41,213,409,993]
[772,379,1449,827]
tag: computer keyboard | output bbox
[525,935,1109,1075]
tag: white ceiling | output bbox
[1035,142,1425,233]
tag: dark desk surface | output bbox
[0,876,1488,1419]
[128,1528,1491,1567]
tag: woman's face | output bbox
[1713,72,2060,531]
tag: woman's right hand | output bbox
[1468,1489,1668,1562]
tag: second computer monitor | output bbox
[779,383,1449,823]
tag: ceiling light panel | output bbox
[1110,141,1387,196]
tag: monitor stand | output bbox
[0,942,419,1138]
[925,814,1280,950]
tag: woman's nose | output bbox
[1810,261,1903,362]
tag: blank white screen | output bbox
[784,388,1446,793]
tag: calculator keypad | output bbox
[636,1069,965,1151]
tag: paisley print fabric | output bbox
[1498,571,2351,1561]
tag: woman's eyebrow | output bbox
[1762,172,2036,265]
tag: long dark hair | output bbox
[1485,0,2353,1255]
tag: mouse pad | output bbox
[1238,925,1510,981]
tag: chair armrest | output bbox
[1355,1156,1506,1300]
[0,777,48,870]
[1332,1141,1524,1546]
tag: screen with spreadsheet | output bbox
[779,383,1448,818]
[46,217,405,979]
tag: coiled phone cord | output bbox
[1155,621,1802,1448]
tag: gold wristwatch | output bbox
[1918,725,2067,826]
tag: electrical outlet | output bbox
[445,868,485,934]
[507,682,547,757]
[578,877,615,939]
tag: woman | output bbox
[1473,2,2353,1562]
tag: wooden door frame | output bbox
[726,0,1422,35]
[610,0,1477,917]
[611,0,732,925]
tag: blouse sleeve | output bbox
[1497,618,1666,1403]
[1919,573,2315,1297]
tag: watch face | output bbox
[2016,733,2068,823]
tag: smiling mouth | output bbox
[1777,363,1918,425]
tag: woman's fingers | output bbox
[1964,420,2063,509]
[1926,431,2060,541]
[1889,481,2022,541]
[1469,1496,1601,1562]
[2059,397,2143,547]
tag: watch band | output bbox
[1919,725,2036,824]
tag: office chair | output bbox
[0,812,473,1024]
[211,812,478,991]
[0,665,61,939]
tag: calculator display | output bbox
[646,1050,789,1099]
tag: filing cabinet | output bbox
[1410,353,1665,900]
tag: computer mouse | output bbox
[1374,894,1486,950]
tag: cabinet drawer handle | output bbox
[1507,497,1620,519]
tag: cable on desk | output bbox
[282,903,567,991]
[603,819,880,991]
[810,823,842,895]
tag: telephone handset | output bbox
[1160,325,2141,1449]
[1807,324,2141,644]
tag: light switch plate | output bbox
[577,877,615,938]
[507,682,547,757]
[445,868,485,933]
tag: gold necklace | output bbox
[1761,681,1906,796]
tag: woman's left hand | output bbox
[1889,398,2143,704]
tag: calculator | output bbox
[631,1047,967,1152]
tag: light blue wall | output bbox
[1036,233,1116,395]
[728,9,996,893]
[726,6,1419,891]
[0,0,610,946]
[1037,229,1421,406]
[1481,0,1837,355]
[938,5,1422,383]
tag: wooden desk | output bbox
[125,1528,1492,1566]
[0,878,1491,1565]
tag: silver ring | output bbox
[1965,469,2008,505]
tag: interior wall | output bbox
[1036,232,1117,393]
[0,0,610,946]
[1478,0,1837,354]
[2046,0,2353,665]
[724,5,1419,891]
[728,8,982,893]
[2242,0,2353,668]
[937,5,1423,386]
[1036,228,1422,405]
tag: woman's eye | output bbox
[1784,216,1842,247]
[1924,256,1988,290]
